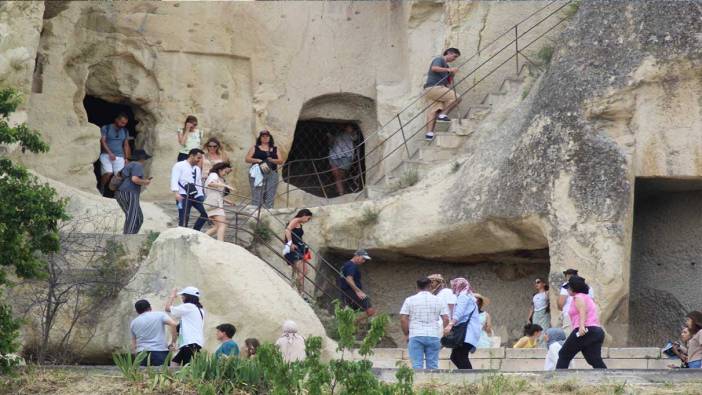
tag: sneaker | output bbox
[424,131,435,141]
[437,114,450,121]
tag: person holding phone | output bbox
[116,149,152,234]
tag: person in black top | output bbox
[245,130,285,208]
[339,249,377,324]
[284,209,313,296]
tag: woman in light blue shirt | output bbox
[444,277,482,369]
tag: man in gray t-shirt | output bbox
[130,299,177,366]
[423,48,461,141]
[99,113,131,193]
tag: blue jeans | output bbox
[177,195,208,231]
[140,350,169,366]
[408,336,441,369]
[689,360,701,368]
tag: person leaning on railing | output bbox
[245,130,285,208]
[423,48,462,141]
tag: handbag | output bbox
[441,321,468,349]
[108,170,126,191]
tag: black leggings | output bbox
[556,326,607,369]
[450,342,474,369]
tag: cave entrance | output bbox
[629,177,702,346]
[83,95,140,197]
[283,120,366,198]
[318,248,550,348]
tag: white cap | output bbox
[177,286,201,297]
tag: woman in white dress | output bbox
[204,162,234,241]
[474,293,494,348]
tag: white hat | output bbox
[177,286,201,297]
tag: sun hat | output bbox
[177,286,201,297]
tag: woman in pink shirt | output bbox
[556,275,607,369]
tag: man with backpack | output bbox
[115,149,152,234]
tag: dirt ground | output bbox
[2,367,702,395]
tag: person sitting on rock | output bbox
[244,338,260,359]
[130,299,177,366]
[423,48,461,141]
[214,323,240,359]
[513,323,543,349]
[99,112,131,196]
[165,286,205,366]
[669,326,692,368]
[275,320,306,363]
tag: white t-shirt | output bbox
[399,291,449,338]
[436,288,457,336]
[170,303,205,347]
[533,292,548,312]
[560,283,594,316]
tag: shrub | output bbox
[0,303,22,374]
[357,207,380,227]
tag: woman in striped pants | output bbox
[115,150,152,234]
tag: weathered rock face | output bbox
[18,228,335,363]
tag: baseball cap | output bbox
[354,248,371,260]
[177,286,201,297]
[563,268,578,276]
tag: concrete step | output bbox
[451,118,480,136]
[432,132,468,148]
[417,146,457,162]
[352,347,669,371]
[388,159,431,180]
[465,105,492,121]
[480,91,507,107]
[500,76,525,93]
[434,119,451,133]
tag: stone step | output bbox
[388,159,431,180]
[352,347,669,371]
[480,91,507,107]
[432,132,469,149]
[451,118,480,136]
[465,105,492,121]
[434,119,451,133]
[417,146,457,162]
[500,76,526,93]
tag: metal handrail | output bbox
[272,0,574,202]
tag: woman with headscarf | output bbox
[429,274,456,338]
[444,277,482,369]
[543,327,568,370]
[275,320,306,363]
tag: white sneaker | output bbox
[437,114,450,121]
[425,131,435,141]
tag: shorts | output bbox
[343,292,372,311]
[330,156,354,171]
[424,85,458,117]
[285,244,307,265]
[171,343,202,365]
[99,153,125,175]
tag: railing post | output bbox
[515,25,519,76]
[285,162,290,208]
[234,212,239,244]
[397,115,411,159]
[311,160,329,202]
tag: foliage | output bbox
[139,230,160,258]
[535,45,555,66]
[357,207,380,227]
[0,303,22,374]
[114,303,425,394]
[250,218,273,244]
[400,169,419,188]
[563,0,581,19]
[113,351,147,382]
[0,87,67,372]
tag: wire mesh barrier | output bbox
[269,0,574,206]
[175,184,361,311]
[282,120,366,199]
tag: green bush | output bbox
[0,303,22,374]
[357,207,380,227]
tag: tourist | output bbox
[165,286,205,366]
[558,269,594,332]
[244,338,260,359]
[176,115,202,161]
[513,324,543,349]
[245,130,284,208]
[685,311,702,368]
[339,249,377,324]
[445,277,481,369]
[99,113,131,195]
[543,327,568,371]
[428,274,456,338]
[423,48,461,140]
[400,277,449,369]
[556,276,607,369]
[170,148,208,230]
[284,209,313,296]
[529,277,551,337]
[214,323,240,359]
[204,162,235,241]
[328,124,359,196]
[201,137,229,181]
[130,299,177,366]
[275,320,306,363]
[115,149,152,234]
[474,293,494,349]
[669,327,691,368]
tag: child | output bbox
[214,323,240,359]
[244,338,260,359]
[543,327,569,370]
[513,323,543,349]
